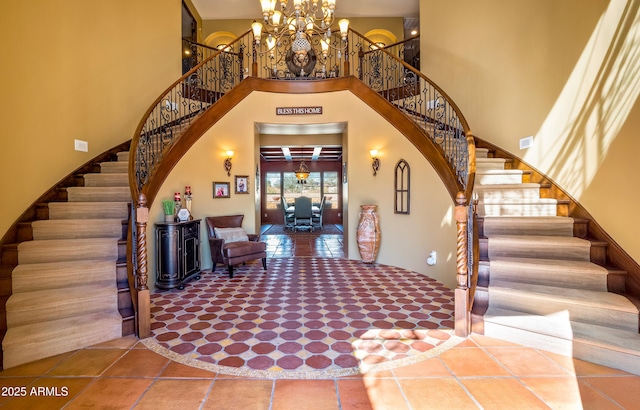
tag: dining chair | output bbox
[294,196,313,232]
[312,195,326,230]
[281,196,294,230]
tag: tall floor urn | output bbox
[357,205,380,263]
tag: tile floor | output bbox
[1,334,640,409]
[2,228,640,409]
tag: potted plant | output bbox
[161,199,175,222]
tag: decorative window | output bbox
[394,159,410,214]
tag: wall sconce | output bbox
[224,150,234,176]
[370,150,380,176]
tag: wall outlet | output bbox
[74,139,88,152]
[520,136,534,149]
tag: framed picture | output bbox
[235,175,249,194]
[213,181,230,198]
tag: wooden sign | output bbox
[276,106,323,115]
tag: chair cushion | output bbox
[224,240,267,258]
[214,227,249,243]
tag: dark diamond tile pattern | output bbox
[149,257,455,374]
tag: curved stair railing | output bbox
[128,29,477,338]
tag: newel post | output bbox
[136,194,151,338]
[454,191,471,337]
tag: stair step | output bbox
[31,219,124,240]
[6,284,117,327]
[83,173,128,187]
[478,198,558,217]
[11,260,117,293]
[17,238,118,264]
[99,162,128,173]
[475,147,489,158]
[481,216,575,237]
[483,307,640,376]
[475,183,541,201]
[486,235,591,261]
[66,186,130,202]
[116,152,130,162]
[476,169,524,185]
[48,201,129,219]
[2,311,122,369]
[484,257,609,291]
[476,158,507,170]
[488,284,638,332]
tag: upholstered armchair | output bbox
[205,215,267,278]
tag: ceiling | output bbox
[191,1,420,162]
[190,0,420,20]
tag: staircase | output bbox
[1,151,132,369]
[473,147,640,375]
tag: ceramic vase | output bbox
[356,205,380,263]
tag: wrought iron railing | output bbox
[128,28,477,338]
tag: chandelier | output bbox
[251,0,349,70]
[294,160,310,184]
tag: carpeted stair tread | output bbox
[31,219,124,240]
[478,198,558,217]
[83,173,128,187]
[11,260,117,293]
[66,186,130,202]
[6,284,118,327]
[2,311,122,369]
[48,202,129,219]
[488,284,638,332]
[476,158,507,169]
[17,238,118,264]
[488,257,608,290]
[474,183,541,201]
[476,169,525,185]
[488,235,591,261]
[483,307,640,375]
[99,161,128,173]
[482,216,574,236]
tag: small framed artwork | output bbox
[235,175,249,194]
[213,181,230,198]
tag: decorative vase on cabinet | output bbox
[356,205,380,263]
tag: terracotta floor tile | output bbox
[0,377,93,410]
[47,349,126,376]
[520,376,614,410]
[159,361,217,378]
[135,379,213,409]
[273,380,339,410]
[541,351,631,376]
[438,347,511,377]
[360,377,410,410]
[484,347,569,377]
[102,349,169,377]
[202,379,273,410]
[65,378,153,409]
[88,334,139,349]
[398,378,479,410]
[392,357,452,378]
[469,333,519,347]
[0,352,72,377]
[336,379,375,410]
[0,377,36,405]
[461,378,549,409]
[581,376,640,409]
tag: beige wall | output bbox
[0,1,181,239]
[421,0,640,264]
[150,90,456,289]
[201,17,404,46]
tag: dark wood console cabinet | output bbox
[155,219,201,290]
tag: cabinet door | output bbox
[183,235,200,276]
[157,228,181,283]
